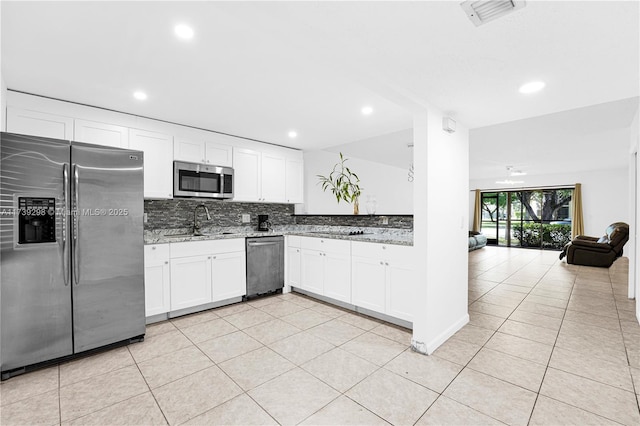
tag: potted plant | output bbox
[317,152,362,214]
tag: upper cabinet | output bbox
[128,129,173,199]
[174,135,233,167]
[285,158,304,204]
[74,119,128,148]
[233,148,262,201]
[7,107,74,140]
[261,152,286,202]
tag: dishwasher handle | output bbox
[247,241,281,247]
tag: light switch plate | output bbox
[381,216,389,225]
[242,214,250,223]
[143,213,148,223]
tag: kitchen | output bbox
[1,1,639,425]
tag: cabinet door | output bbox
[7,107,73,139]
[386,260,415,322]
[170,255,212,311]
[351,256,386,314]
[205,141,233,167]
[212,251,246,302]
[285,158,304,203]
[129,129,173,199]
[300,249,324,295]
[233,148,261,201]
[324,252,351,303]
[74,119,128,148]
[144,260,171,316]
[261,153,286,202]
[287,246,301,287]
[174,138,206,163]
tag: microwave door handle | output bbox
[73,165,80,286]
[62,164,69,286]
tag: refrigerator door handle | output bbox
[73,164,80,286]
[62,164,70,286]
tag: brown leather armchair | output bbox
[559,222,629,267]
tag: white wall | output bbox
[301,150,413,215]
[629,107,639,310]
[1,76,6,132]
[469,168,629,237]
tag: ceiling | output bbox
[2,1,639,172]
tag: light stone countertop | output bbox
[144,225,413,246]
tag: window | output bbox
[480,188,573,250]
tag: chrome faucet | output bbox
[193,204,211,236]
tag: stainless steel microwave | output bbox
[173,161,234,199]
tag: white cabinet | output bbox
[233,148,261,201]
[74,119,128,148]
[351,242,415,322]
[174,137,233,167]
[128,128,173,199]
[299,237,351,303]
[144,244,171,317]
[261,152,286,202]
[287,236,302,288]
[212,251,246,302]
[170,255,212,311]
[285,158,304,203]
[7,107,73,139]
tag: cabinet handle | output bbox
[213,256,217,259]
[208,256,211,259]
[164,261,168,265]
[152,246,156,250]
[382,246,386,250]
[296,249,300,252]
[385,262,389,266]
[380,261,383,265]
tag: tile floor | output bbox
[1,246,639,425]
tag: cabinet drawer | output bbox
[170,238,244,258]
[287,235,301,248]
[351,241,413,262]
[301,236,350,255]
[145,244,170,263]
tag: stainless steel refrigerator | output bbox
[0,132,145,379]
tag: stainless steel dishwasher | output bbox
[245,236,284,298]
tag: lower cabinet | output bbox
[351,255,386,313]
[144,244,171,317]
[299,237,351,304]
[286,236,302,288]
[211,251,246,302]
[170,255,213,311]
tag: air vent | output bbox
[461,0,526,26]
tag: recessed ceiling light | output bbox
[361,106,373,115]
[133,91,147,101]
[174,24,194,40]
[519,81,545,94]
[288,131,297,138]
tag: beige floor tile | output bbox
[145,321,178,338]
[524,294,568,309]
[152,366,242,425]
[183,394,276,425]
[477,294,521,309]
[280,309,332,330]
[137,346,213,389]
[337,312,382,331]
[452,324,495,346]
[346,368,438,426]
[486,287,528,301]
[467,347,547,392]
[631,366,640,394]
[431,336,482,366]
[127,329,193,363]
[507,309,562,331]
[302,347,378,393]
[416,395,504,426]
[180,318,238,343]
[468,301,514,318]
[309,302,349,318]
[60,346,134,388]
[485,332,553,365]
[529,395,619,425]
[67,392,167,426]
[247,295,281,308]
[0,366,59,407]
[170,309,219,329]
[468,312,505,331]
[300,395,389,425]
[495,283,532,294]
[0,389,59,426]
[498,319,558,345]
[555,331,629,366]
[248,368,340,426]
[384,349,463,393]
[443,368,536,426]
[218,346,295,390]
[341,332,407,366]
[468,290,485,302]
[540,367,640,425]
[269,331,335,365]
[549,346,635,392]
[529,287,571,301]
[257,300,306,317]
[563,309,622,331]
[196,331,263,364]
[213,302,253,317]
[60,365,149,422]
[369,323,412,345]
[515,301,565,319]
[243,318,301,345]
[308,319,365,346]
[287,293,323,308]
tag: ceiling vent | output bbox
[460,0,526,26]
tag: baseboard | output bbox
[411,313,469,355]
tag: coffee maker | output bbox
[257,215,271,231]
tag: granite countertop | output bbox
[145,225,413,246]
